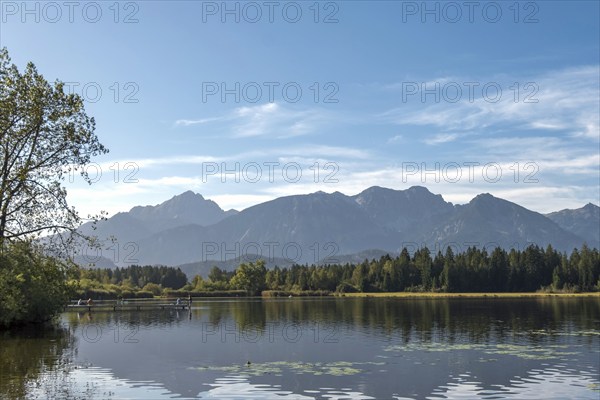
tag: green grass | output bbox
[336,292,600,298]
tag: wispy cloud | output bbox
[387,134,403,144]
[175,102,333,139]
[84,145,371,173]
[424,133,459,145]
[66,156,599,218]
[381,65,600,140]
[70,66,600,218]
[174,117,225,126]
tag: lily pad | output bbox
[192,360,367,377]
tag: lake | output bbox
[1,297,599,399]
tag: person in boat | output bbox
[86,298,93,306]
[77,299,83,305]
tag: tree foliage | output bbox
[230,260,267,295]
[0,241,74,327]
[0,48,107,328]
[77,265,188,290]
[190,245,600,294]
[0,48,107,249]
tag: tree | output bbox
[0,49,107,328]
[208,266,228,283]
[441,246,455,291]
[142,282,163,296]
[0,241,74,327]
[230,260,267,295]
[382,260,395,291]
[552,266,563,291]
[352,262,369,292]
[489,247,508,291]
[160,267,187,289]
[0,48,108,251]
[414,247,432,289]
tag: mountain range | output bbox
[76,187,599,275]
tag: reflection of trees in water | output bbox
[3,299,596,399]
[129,297,600,346]
[190,298,599,400]
[64,309,190,332]
[62,298,600,345]
[38,296,599,395]
[0,325,75,399]
[259,297,600,345]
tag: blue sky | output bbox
[1,0,599,217]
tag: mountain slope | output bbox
[78,191,236,247]
[78,212,153,244]
[128,190,236,231]
[546,203,600,248]
[423,193,585,252]
[73,186,596,268]
[135,191,401,265]
[353,185,454,235]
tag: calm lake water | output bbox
[1,297,599,399]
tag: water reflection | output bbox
[0,297,598,399]
[0,324,75,399]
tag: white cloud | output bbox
[66,162,598,219]
[174,117,225,126]
[175,102,334,139]
[387,134,403,143]
[67,66,600,218]
[424,133,459,145]
[381,65,600,142]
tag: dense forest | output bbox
[78,265,188,290]
[80,244,600,297]
[205,244,600,294]
[75,265,188,299]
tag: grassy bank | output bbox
[335,292,600,298]
[262,290,331,297]
[164,290,248,298]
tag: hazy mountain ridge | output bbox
[422,193,585,251]
[127,190,237,232]
[78,191,237,245]
[76,186,598,269]
[546,203,600,248]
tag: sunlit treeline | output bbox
[197,245,600,293]
[74,265,188,298]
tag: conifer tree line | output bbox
[77,265,188,290]
[80,244,600,295]
[199,244,600,294]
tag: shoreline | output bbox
[335,292,600,298]
[66,292,600,303]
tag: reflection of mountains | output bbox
[9,299,597,399]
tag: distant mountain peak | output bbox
[545,202,600,249]
[407,185,431,192]
[179,189,198,196]
[171,190,204,200]
[469,193,504,206]
[76,186,597,268]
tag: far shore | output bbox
[335,292,600,298]
[68,291,600,302]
